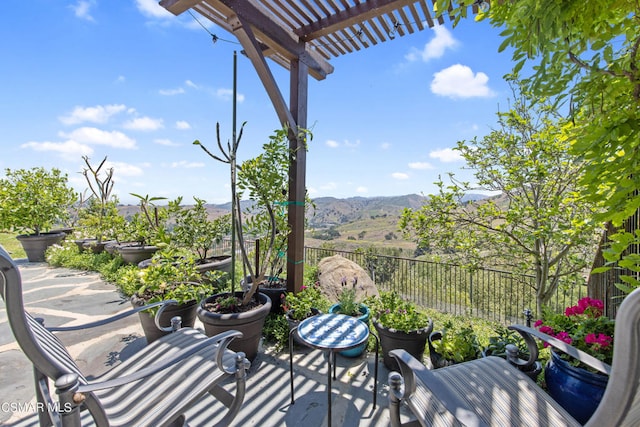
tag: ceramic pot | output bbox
[197,291,272,362]
[373,318,433,371]
[545,350,608,424]
[328,303,370,357]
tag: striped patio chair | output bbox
[388,287,640,427]
[0,245,250,427]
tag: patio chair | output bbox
[0,245,250,427]
[388,287,640,427]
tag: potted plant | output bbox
[365,291,433,371]
[115,193,173,264]
[193,124,310,361]
[534,296,614,424]
[482,325,542,380]
[428,321,482,368]
[170,197,233,276]
[281,281,331,345]
[118,250,218,343]
[0,167,77,262]
[328,281,371,357]
[75,156,123,253]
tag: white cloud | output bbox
[70,0,95,22]
[326,140,339,148]
[320,182,338,191]
[154,138,180,147]
[380,142,391,150]
[430,148,463,162]
[185,80,198,89]
[176,120,191,130]
[59,104,126,125]
[391,172,410,180]
[107,161,144,177]
[356,186,368,194]
[20,140,93,160]
[170,160,205,168]
[115,75,126,84]
[407,25,457,62]
[59,127,137,149]
[135,0,173,18]
[122,117,164,131]
[159,87,185,96]
[431,64,494,98]
[216,88,245,102]
[408,161,433,170]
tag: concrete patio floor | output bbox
[0,260,406,426]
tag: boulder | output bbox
[317,255,379,303]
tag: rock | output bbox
[317,255,379,303]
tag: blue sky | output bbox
[1,0,515,205]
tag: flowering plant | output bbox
[281,282,330,321]
[365,291,431,333]
[534,297,615,367]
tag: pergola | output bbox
[159,0,483,292]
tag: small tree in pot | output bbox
[193,124,310,361]
[0,167,77,262]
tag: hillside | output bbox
[117,193,489,253]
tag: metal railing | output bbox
[213,240,587,325]
[304,247,587,325]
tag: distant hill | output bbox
[117,193,489,252]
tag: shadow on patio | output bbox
[0,261,398,426]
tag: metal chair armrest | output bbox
[76,329,244,393]
[508,325,611,375]
[45,300,177,332]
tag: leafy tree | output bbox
[399,83,600,310]
[435,1,640,289]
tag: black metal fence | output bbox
[304,247,587,325]
[213,240,587,325]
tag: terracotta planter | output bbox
[130,296,198,344]
[17,232,66,262]
[197,291,272,362]
[373,318,433,371]
[328,303,370,357]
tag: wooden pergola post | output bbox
[287,58,308,293]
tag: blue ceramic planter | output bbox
[328,303,370,357]
[545,350,608,424]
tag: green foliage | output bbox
[437,1,640,292]
[172,197,232,261]
[262,313,290,351]
[335,286,361,316]
[281,282,330,320]
[0,167,77,235]
[365,291,431,333]
[46,241,114,271]
[431,320,483,364]
[119,194,175,246]
[116,251,217,313]
[398,80,599,310]
[195,124,311,305]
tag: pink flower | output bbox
[585,333,612,349]
[554,331,573,344]
[539,325,554,335]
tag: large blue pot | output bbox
[328,303,370,357]
[545,350,608,424]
